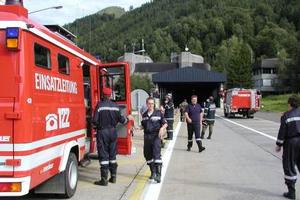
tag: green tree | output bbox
[65,0,300,68]
[215,36,253,88]
[130,75,154,92]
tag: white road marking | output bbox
[142,122,183,200]
[217,115,277,141]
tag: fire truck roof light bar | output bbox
[6,27,19,38]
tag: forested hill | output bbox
[66,0,300,89]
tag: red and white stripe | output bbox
[0,129,86,173]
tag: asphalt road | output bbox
[4,110,297,200]
[156,111,297,200]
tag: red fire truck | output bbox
[0,1,132,197]
[224,88,261,118]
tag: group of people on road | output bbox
[92,86,300,200]
[91,88,218,186]
[92,88,169,185]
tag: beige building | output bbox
[0,0,5,5]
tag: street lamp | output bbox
[29,6,63,14]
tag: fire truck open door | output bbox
[99,62,132,155]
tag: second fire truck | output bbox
[224,88,261,118]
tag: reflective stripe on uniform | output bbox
[154,159,162,164]
[142,117,149,121]
[286,117,300,124]
[167,130,173,132]
[277,139,284,144]
[147,159,154,164]
[109,160,117,163]
[285,175,297,180]
[196,138,201,141]
[188,140,193,142]
[98,107,119,112]
[165,118,174,120]
[100,161,109,165]
[151,116,161,121]
[206,119,215,121]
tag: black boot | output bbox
[109,163,118,183]
[149,163,156,180]
[283,183,296,199]
[154,164,162,183]
[94,168,108,186]
[200,132,204,139]
[187,141,192,151]
[207,132,212,140]
[196,140,206,152]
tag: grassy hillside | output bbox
[97,6,125,18]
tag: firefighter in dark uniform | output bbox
[93,87,133,186]
[185,95,206,152]
[161,94,174,140]
[141,97,168,183]
[201,96,216,139]
[276,95,300,199]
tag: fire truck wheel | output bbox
[64,152,78,198]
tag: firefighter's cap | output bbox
[103,87,112,96]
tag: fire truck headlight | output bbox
[6,27,20,49]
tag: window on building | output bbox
[34,43,51,69]
[57,54,70,75]
[262,68,272,74]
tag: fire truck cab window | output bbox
[34,43,51,69]
[58,54,70,75]
[100,66,126,102]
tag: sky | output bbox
[22,0,151,25]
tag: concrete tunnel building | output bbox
[152,67,226,106]
[119,51,227,106]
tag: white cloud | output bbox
[23,0,150,25]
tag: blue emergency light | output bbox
[6,28,19,38]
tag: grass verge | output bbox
[261,93,300,113]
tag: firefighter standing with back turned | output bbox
[161,94,174,140]
[141,97,168,183]
[92,87,134,186]
[201,96,216,139]
[276,95,300,199]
